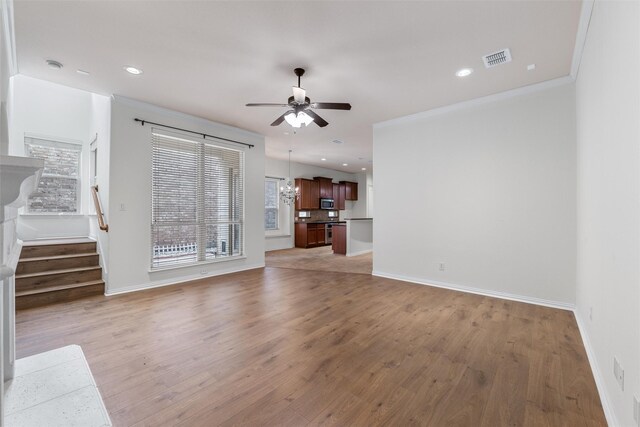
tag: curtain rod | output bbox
[134,118,255,149]
[266,175,285,180]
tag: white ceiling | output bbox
[14,0,582,173]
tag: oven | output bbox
[326,223,333,244]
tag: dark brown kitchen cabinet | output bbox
[295,178,320,210]
[332,183,340,204]
[294,179,304,210]
[310,181,319,208]
[339,181,358,201]
[295,223,327,248]
[349,182,358,201]
[314,177,333,199]
[316,224,326,245]
[307,224,318,246]
[338,183,346,210]
[332,224,347,255]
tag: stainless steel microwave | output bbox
[320,198,335,209]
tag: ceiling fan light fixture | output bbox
[284,111,314,128]
[298,111,313,126]
[284,111,300,128]
[248,68,350,128]
[292,86,306,104]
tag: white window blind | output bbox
[264,178,279,230]
[25,137,82,213]
[151,130,244,269]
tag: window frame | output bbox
[23,135,83,215]
[150,129,246,271]
[264,177,280,231]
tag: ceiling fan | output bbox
[246,68,351,128]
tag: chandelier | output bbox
[280,150,300,206]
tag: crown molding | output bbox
[375,1,593,130]
[570,0,595,80]
[374,75,574,129]
[112,94,264,142]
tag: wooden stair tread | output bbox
[16,280,105,297]
[19,253,99,262]
[16,266,102,279]
[22,238,96,246]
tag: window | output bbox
[264,178,279,230]
[151,130,244,269]
[90,138,97,186]
[25,136,82,214]
[89,139,98,215]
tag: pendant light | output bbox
[280,150,300,205]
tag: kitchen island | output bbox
[332,218,373,256]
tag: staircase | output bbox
[16,238,105,309]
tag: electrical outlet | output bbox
[634,395,639,425]
[439,262,445,271]
[200,270,208,275]
[120,203,126,211]
[614,357,624,391]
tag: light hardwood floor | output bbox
[16,266,605,426]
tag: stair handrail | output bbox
[90,185,109,232]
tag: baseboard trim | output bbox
[371,270,575,311]
[573,311,618,427]
[105,263,265,296]
[347,249,373,257]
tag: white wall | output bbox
[107,96,265,294]
[366,172,374,218]
[575,1,640,425]
[264,156,366,251]
[9,75,112,240]
[87,94,111,281]
[0,0,12,156]
[8,75,91,157]
[373,83,577,306]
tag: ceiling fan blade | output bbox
[309,102,352,110]
[270,110,293,126]
[305,109,329,127]
[292,86,306,104]
[246,103,289,107]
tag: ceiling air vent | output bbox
[482,48,512,68]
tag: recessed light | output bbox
[455,68,473,77]
[527,64,536,71]
[342,163,348,167]
[321,158,326,161]
[361,167,366,171]
[46,59,63,70]
[76,69,90,75]
[284,132,289,135]
[124,66,143,75]
[332,139,344,145]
